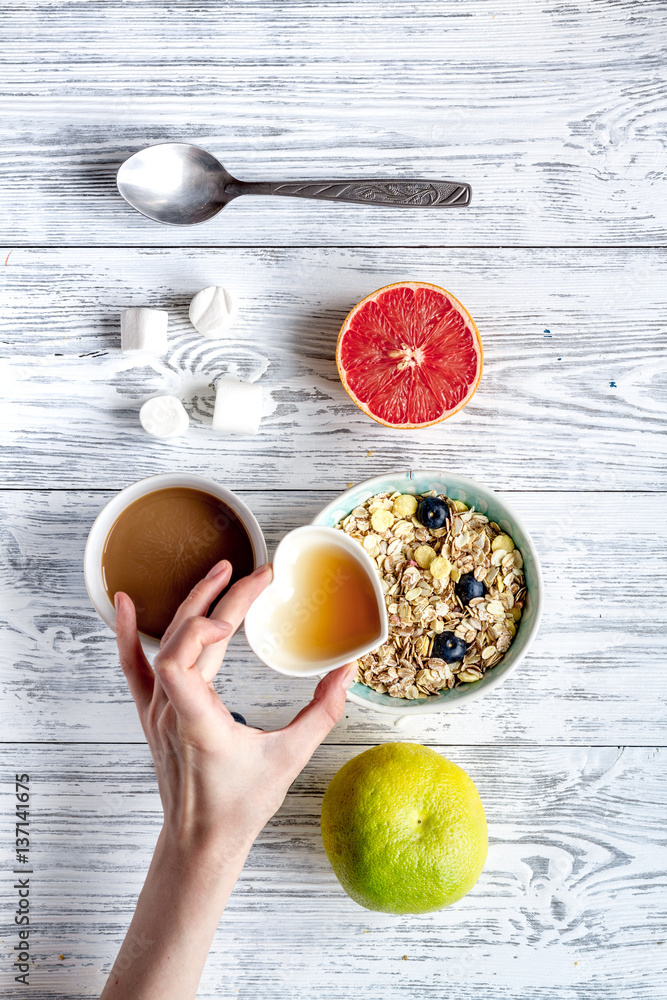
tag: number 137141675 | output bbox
[15,774,30,865]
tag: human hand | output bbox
[114,560,357,861]
[105,559,357,1000]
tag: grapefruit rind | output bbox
[335,281,483,429]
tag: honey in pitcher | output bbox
[266,541,381,665]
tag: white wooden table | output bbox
[1,2,666,997]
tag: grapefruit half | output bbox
[336,281,483,429]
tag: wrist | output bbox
[156,822,256,884]
[101,823,253,1000]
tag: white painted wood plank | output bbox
[2,0,666,246]
[1,489,665,745]
[0,744,664,999]
[1,246,665,491]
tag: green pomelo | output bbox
[321,742,487,914]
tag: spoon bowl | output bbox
[117,143,237,225]
[117,142,472,226]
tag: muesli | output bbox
[334,491,526,699]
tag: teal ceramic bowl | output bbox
[312,470,543,717]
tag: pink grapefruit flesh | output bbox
[336,282,483,429]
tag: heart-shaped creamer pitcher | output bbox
[245,525,388,677]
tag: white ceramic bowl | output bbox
[244,525,388,677]
[312,470,543,717]
[84,473,268,655]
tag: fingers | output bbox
[275,661,358,771]
[114,592,155,716]
[209,563,273,633]
[159,559,233,649]
[155,616,233,721]
[196,563,273,682]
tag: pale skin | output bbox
[100,559,357,1000]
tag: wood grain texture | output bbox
[0,744,665,999]
[2,0,666,247]
[1,489,665,745]
[1,246,666,491]
[2,2,666,995]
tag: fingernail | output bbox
[113,592,120,612]
[211,619,232,633]
[341,661,359,688]
[206,559,230,580]
[252,562,273,578]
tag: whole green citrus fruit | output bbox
[320,743,487,913]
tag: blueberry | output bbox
[431,631,467,663]
[230,711,247,725]
[456,572,485,605]
[416,497,450,529]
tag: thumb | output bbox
[277,661,358,770]
[114,592,155,716]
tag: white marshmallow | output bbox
[121,308,168,356]
[212,374,262,436]
[139,395,189,439]
[189,286,234,339]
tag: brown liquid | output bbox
[266,542,381,665]
[102,487,255,639]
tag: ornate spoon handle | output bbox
[229,178,471,207]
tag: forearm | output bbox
[100,827,253,1000]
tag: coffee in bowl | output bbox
[85,474,267,650]
[101,487,254,640]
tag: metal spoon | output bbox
[116,142,471,225]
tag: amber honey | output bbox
[265,541,381,665]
